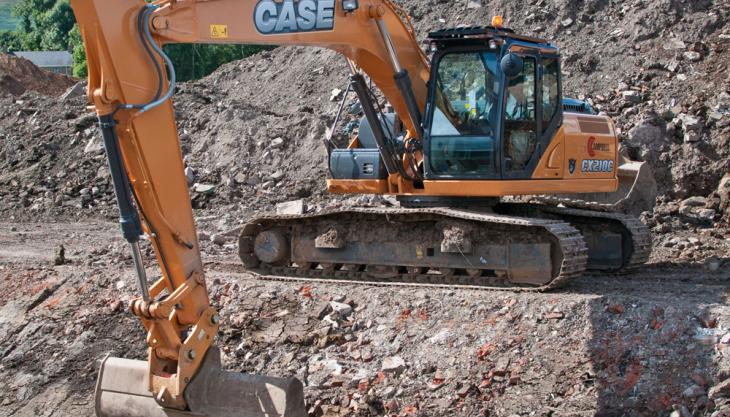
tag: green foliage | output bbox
[0,29,21,52]
[0,0,274,82]
[163,44,273,82]
[12,0,74,50]
[68,23,85,77]
[0,0,18,31]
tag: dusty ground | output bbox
[1,1,729,416]
[0,221,728,417]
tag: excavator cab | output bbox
[331,26,558,183]
[422,26,558,181]
[331,25,655,215]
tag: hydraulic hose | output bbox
[138,4,176,114]
[136,5,162,102]
[117,4,176,115]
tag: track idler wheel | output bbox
[253,229,289,266]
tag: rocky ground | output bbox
[0,0,730,416]
[0,222,729,417]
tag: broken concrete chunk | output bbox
[270,171,285,181]
[184,167,196,185]
[680,196,707,209]
[270,137,285,149]
[663,38,686,50]
[682,51,701,62]
[60,82,85,102]
[677,113,703,131]
[493,356,511,376]
[330,301,352,317]
[682,384,705,399]
[84,136,103,154]
[193,183,215,194]
[330,88,343,102]
[276,199,305,215]
[381,356,405,374]
[233,172,247,184]
[709,378,730,400]
[621,90,641,103]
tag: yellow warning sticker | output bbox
[210,24,228,39]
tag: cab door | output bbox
[423,49,501,180]
[500,47,562,180]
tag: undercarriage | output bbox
[239,202,651,291]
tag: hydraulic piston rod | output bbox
[375,18,424,139]
[97,114,150,302]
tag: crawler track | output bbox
[535,206,652,271]
[521,197,652,272]
[239,207,588,292]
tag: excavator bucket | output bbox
[542,156,658,216]
[95,348,306,417]
[611,160,658,215]
[573,159,657,216]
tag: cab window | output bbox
[542,58,560,133]
[429,51,499,176]
[504,56,537,171]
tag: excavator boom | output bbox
[70,0,435,415]
[70,0,654,416]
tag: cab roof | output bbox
[427,25,551,48]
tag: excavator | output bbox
[70,0,657,416]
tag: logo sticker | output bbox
[569,159,576,175]
[581,159,614,173]
[587,136,610,157]
[254,0,335,35]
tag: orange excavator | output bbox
[70,0,656,416]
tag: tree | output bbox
[0,30,22,53]
[12,0,75,50]
[68,24,86,77]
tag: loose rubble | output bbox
[0,1,729,416]
[1,222,729,416]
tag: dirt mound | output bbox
[1,2,730,227]
[0,54,76,97]
[173,0,730,226]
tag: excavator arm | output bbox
[69,0,430,415]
